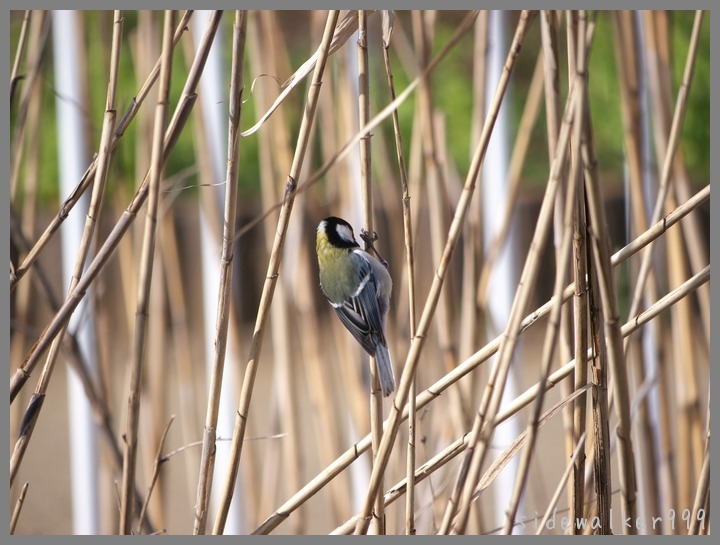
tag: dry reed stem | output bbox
[381,9,418,535]
[9,10,31,104]
[581,23,639,529]
[210,10,340,534]
[611,11,661,530]
[9,482,29,535]
[9,10,49,202]
[136,416,175,535]
[191,10,248,535]
[439,13,581,535]
[501,19,586,528]
[9,10,220,405]
[9,10,124,489]
[9,14,44,478]
[9,10,194,292]
[646,11,710,347]
[412,11,466,439]
[625,10,703,324]
[689,423,710,534]
[352,11,534,535]
[252,183,707,534]
[535,432,587,535]
[119,10,174,534]
[356,9,385,535]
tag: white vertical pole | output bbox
[52,9,99,535]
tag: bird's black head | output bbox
[320,216,360,249]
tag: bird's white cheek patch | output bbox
[336,224,355,244]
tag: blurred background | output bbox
[8,10,710,535]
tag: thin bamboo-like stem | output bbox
[136,416,175,535]
[689,405,710,535]
[612,11,661,531]
[10,10,31,105]
[412,11,466,438]
[210,11,339,535]
[440,14,582,535]
[9,482,29,535]
[9,10,194,292]
[351,12,534,535]
[252,183,707,534]
[582,37,638,531]
[9,10,123,488]
[191,10,247,535]
[10,10,49,203]
[381,10,418,535]
[9,11,219,405]
[625,10,703,326]
[120,11,174,534]
[356,9,386,535]
[501,19,586,528]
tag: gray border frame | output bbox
[2,1,715,543]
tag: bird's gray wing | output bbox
[333,252,386,354]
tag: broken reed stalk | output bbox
[356,9,386,535]
[9,9,123,487]
[9,10,195,292]
[210,10,340,535]
[350,11,532,535]
[120,10,174,534]
[252,182,707,534]
[381,9,418,535]
[191,10,248,535]
[9,482,29,535]
[9,10,220,406]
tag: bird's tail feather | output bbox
[374,342,396,397]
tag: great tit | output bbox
[316,216,396,397]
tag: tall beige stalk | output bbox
[9,9,123,487]
[380,10,418,534]
[354,11,533,536]
[210,11,340,535]
[192,10,248,535]
[355,9,386,535]
[120,10,174,534]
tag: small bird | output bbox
[316,216,396,397]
